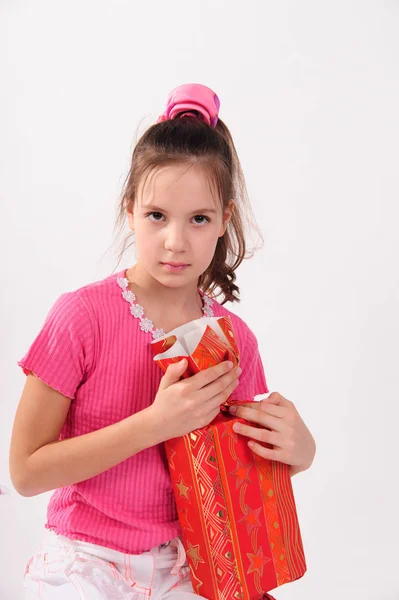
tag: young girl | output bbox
[10,83,315,599]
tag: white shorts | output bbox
[23,529,207,599]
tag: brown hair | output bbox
[115,115,263,304]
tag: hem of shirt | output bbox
[45,523,181,555]
[17,362,75,400]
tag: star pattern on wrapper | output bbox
[221,420,239,443]
[189,567,205,595]
[238,504,263,535]
[229,459,252,489]
[175,476,191,499]
[246,546,271,577]
[178,507,194,533]
[186,542,205,569]
[167,448,177,471]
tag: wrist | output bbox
[132,406,166,450]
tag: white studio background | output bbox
[1,1,398,599]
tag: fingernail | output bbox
[229,406,237,413]
[236,367,242,376]
[227,361,234,369]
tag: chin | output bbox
[157,275,194,288]
[155,269,201,288]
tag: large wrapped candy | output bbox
[151,316,306,598]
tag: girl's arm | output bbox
[10,359,238,497]
[9,375,161,497]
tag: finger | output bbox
[159,359,188,390]
[198,367,240,402]
[229,401,259,410]
[248,441,281,462]
[231,406,285,433]
[200,380,239,424]
[206,405,223,423]
[190,361,236,391]
[232,422,281,447]
[265,392,291,408]
[230,401,285,419]
[258,400,286,418]
[207,377,240,410]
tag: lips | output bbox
[161,262,190,273]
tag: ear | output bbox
[127,207,135,231]
[219,200,235,237]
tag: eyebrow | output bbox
[142,204,217,214]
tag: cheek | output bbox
[195,230,220,260]
[203,224,222,245]
[134,225,157,254]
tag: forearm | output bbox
[14,407,160,497]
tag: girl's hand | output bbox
[229,392,316,476]
[149,359,241,442]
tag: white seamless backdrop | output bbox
[1,1,398,599]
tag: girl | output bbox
[10,83,316,599]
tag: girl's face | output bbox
[128,163,233,289]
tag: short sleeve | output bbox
[230,326,269,401]
[18,292,94,400]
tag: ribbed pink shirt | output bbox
[18,269,269,554]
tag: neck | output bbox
[125,264,203,315]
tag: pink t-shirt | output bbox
[18,269,269,554]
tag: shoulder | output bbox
[43,270,126,333]
[73,270,125,303]
[58,269,126,317]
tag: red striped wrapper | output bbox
[165,409,306,599]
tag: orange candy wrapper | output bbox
[151,315,306,599]
[152,314,239,380]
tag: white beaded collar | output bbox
[117,276,214,340]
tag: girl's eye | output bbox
[147,212,164,221]
[192,215,210,225]
[146,213,210,225]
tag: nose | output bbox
[164,222,187,254]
